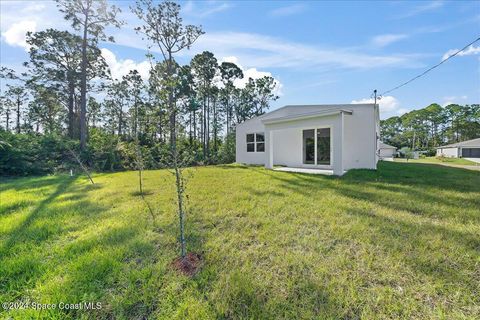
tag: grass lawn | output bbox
[1,162,479,319]
[395,156,478,166]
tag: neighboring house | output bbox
[378,142,397,160]
[436,138,480,158]
[235,104,380,176]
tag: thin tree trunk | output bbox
[6,106,10,131]
[68,80,75,138]
[226,96,230,135]
[213,97,217,151]
[193,109,196,140]
[16,96,21,134]
[79,14,89,150]
[189,110,192,145]
[167,52,186,258]
[202,94,206,159]
[118,107,123,136]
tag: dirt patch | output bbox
[171,252,203,276]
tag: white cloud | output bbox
[371,34,408,47]
[101,48,151,81]
[395,1,444,19]
[442,45,480,61]
[351,95,401,117]
[1,0,68,50]
[112,26,421,71]
[183,1,231,18]
[186,32,420,70]
[270,4,306,17]
[1,20,37,49]
[220,56,283,96]
[442,95,468,106]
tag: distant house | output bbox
[436,138,480,158]
[378,142,396,160]
[235,104,380,176]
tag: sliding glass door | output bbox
[303,129,315,164]
[303,128,331,165]
[317,128,331,165]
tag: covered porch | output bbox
[262,109,352,176]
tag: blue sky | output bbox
[1,0,479,119]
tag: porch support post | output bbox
[333,112,344,176]
[265,127,273,169]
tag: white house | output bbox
[378,142,397,160]
[235,104,380,176]
[436,138,480,158]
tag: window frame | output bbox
[246,132,265,152]
[302,127,332,166]
[255,133,265,152]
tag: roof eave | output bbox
[262,109,352,125]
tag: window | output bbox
[246,133,265,152]
[246,134,255,152]
[256,133,264,152]
[317,128,331,165]
[303,128,331,165]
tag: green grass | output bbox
[1,162,479,319]
[395,156,478,166]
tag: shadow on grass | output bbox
[253,162,479,223]
[130,190,154,197]
[0,177,77,256]
[246,162,479,303]
[0,175,166,319]
[0,200,33,217]
[339,204,479,294]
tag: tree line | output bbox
[380,103,480,153]
[0,0,278,176]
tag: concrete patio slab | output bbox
[274,167,334,175]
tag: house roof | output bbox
[379,142,396,150]
[237,103,375,127]
[436,138,480,149]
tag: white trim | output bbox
[246,132,265,153]
[262,109,352,125]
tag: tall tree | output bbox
[219,62,243,135]
[0,95,13,131]
[124,70,145,138]
[28,84,64,134]
[126,70,145,193]
[190,51,218,159]
[6,86,28,134]
[133,0,203,259]
[1,67,28,133]
[26,29,107,138]
[56,0,122,149]
[104,79,129,136]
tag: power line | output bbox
[379,35,480,97]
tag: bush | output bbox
[0,130,78,176]
[0,128,237,176]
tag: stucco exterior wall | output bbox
[235,117,266,165]
[343,105,377,169]
[265,114,340,169]
[436,147,458,157]
[235,104,378,171]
